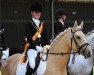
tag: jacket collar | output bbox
[58,19,64,25]
[58,20,65,28]
[30,18,39,30]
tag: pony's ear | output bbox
[80,21,83,29]
[72,20,78,31]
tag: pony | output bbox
[68,30,94,75]
[0,21,92,75]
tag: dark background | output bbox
[0,0,94,48]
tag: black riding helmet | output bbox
[55,8,67,20]
[30,2,42,12]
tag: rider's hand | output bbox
[36,46,43,52]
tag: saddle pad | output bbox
[16,60,28,75]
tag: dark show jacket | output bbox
[54,20,68,37]
[24,19,49,49]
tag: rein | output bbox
[41,49,78,61]
[42,50,78,56]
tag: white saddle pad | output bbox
[16,50,47,75]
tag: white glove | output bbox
[43,45,50,49]
[36,46,43,52]
[43,45,50,53]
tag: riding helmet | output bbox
[55,8,67,20]
[30,2,42,12]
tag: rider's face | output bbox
[62,15,66,21]
[31,11,41,19]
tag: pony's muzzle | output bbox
[84,49,92,59]
[81,45,92,59]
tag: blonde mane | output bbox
[50,27,71,49]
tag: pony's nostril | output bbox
[87,51,91,57]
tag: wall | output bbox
[0,0,94,48]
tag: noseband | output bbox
[71,29,89,54]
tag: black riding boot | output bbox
[25,52,41,75]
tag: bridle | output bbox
[71,29,89,54]
[41,28,90,61]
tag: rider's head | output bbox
[55,8,67,21]
[30,2,42,19]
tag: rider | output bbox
[54,8,69,37]
[54,8,78,74]
[20,2,50,75]
[54,8,72,75]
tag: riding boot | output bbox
[25,52,41,75]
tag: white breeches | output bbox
[27,46,47,75]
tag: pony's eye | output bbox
[76,36,81,39]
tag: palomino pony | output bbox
[0,21,92,75]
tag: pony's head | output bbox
[70,21,92,58]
